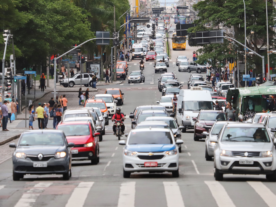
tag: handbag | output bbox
[11,113,15,121]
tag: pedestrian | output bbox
[58,95,63,108]
[214,100,222,110]
[7,100,12,123]
[44,103,49,128]
[61,65,66,77]
[225,103,235,121]
[0,105,2,127]
[62,95,68,112]
[36,103,45,129]
[70,68,74,77]
[52,104,58,129]
[11,99,17,122]
[50,64,54,79]
[85,88,89,101]
[78,88,82,105]
[29,110,35,130]
[1,101,9,131]
[55,105,63,125]
[193,52,196,61]
[75,62,80,72]
[105,69,110,83]
[48,97,55,112]
[27,75,31,94]
[81,92,86,105]
[227,66,230,80]
[216,71,220,83]
[40,73,46,92]
[92,73,97,88]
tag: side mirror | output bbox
[156,101,160,104]
[119,140,126,145]
[129,114,134,119]
[177,134,181,138]
[176,139,183,145]
[94,132,101,137]
[9,143,16,148]
[68,143,75,148]
[202,131,209,136]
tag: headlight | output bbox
[261,151,273,157]
[84,142,93,147]
[209,141,217,147]
[15,152,26,159]
[124,150,137,156]
[220,150,232,157]
[186,116,190,120]
[196,123,204,128]
[165,148,178,156]
[128,77,130,80]
[55,151,66,158]
[137,77,141,79]
[117,122,121,126]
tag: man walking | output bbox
[62,95,68,112]
[92,73,97,88]
[1,100,9,131]
[105,69,110,83]
[44,103,49,128]
[36,103,45,129]
[48,97,55,112]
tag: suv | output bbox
[95,94,117,117]
[60,73,93,87]
[188,62,207,73]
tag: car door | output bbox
[83,74,90,84]
[74,74,82,85]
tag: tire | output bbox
[194,133,199,141]
[89,81,93,87]
[179,146,182,153]
[69,82,75,87]
[123,169,131,178]
[214,167,223,181]
[13,172,23,181]
[178,69,180,72]
[140,79,142,83]
[84,84,88,87]
[121,100,124,105]
[181,125,186,133]
[91,147,100,165]
[197,69,201,73]
[155,70,157,73]
[168,65,169,67]
[143,79,145,83]
[63,169,71,180]
[205,148,212,161]
[102,127,105,135]
[266,171,276,181]
[128,81,130,84]
[172,168,179,177]
[188,69,191,73]
[63,84,68,88]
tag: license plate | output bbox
[71,150,78,154]
[144,162,158,167]
[239,160,254,165]
[33,162,47,168]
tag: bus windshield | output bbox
[173,37,186,44]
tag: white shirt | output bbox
[7,103,12,113]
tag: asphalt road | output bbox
[0,24,275,207]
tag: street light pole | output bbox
[114,5,117,82]
[266,0,270,81]
[243,0,247,87]
[2,32,11,99]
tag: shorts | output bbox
[29,121,33,127]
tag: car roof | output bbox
[64,109,89,114]
[200,110,224,113]
[58,121,91,125]
[86,99,105,103]
[130,128,172,133]
[63,117,93,121]
[225,123,266,128]
[140,110,167,114]
[146,116,174,120]
[22,130,64,135]
[138,121,168,126]
[95,94,113,97]
[106,88,120,90]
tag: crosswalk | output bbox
[2,180,276,206]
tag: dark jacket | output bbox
[40,78,45,86]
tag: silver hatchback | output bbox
[213,123,276,181]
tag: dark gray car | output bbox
[10,130,74,181]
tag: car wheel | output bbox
[13,172,23,181]
[121,100,124,105]
[266,170,276,181]
[188,69,191,73]
[181,125,186,132]
[69,82,75,87]
[89,81,93,87]
[214,167,223,181]
[140,79,142,83]
[91,147,100,165]
[123,169,131,178]
[143,78,145,83]
[179,146,182,153]
[84,84,88,87]
[155,70,157,73]
[172,168,179,177]
[63,84,68,88]
[128,81,130,84]
[197,69,201,73]
[63,169,71,180]
[205,147,212,161]
[168,65,169,67]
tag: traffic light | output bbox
[81,56,85,64]
[177,9,179,16]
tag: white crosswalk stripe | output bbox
[205,181,235,207]
[163,182,185,207]
[118,182,135,207]
[66,182,94,207]
[248,182,276,207]
[14,182,52,207]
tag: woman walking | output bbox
[85,88,89,101]
[40,73,46,92]
[56,105,63,125]
[52,104,57,129]
[78,88,82,105]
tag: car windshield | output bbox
[156,55,164,59]
[86,103,106,109]
[184,101,213,111]
[19,133,64,146]
[95,97,113,103]
[58,124,91,136]
[147,119,177,129]
[166,88,180,93]
[116,68,124,72]
[221,127,270,142]
[178,56,187,59]
[136,125,169,129]
[137,113,167,124]
[128,131,173,145]
[268,117,276,128]
[64,113,88,120]
[147,52,155,55]
[180,62,188,66]
[191,76,203,81]
[106,90,120,95]
[193,82,206,86]
[211,124,224,135]
[156,62,166,66]
[222,85,234,90]
[199,112,226,121]
[130,72,141,76]
[201,87,212,91]
[253,115,262,123]
[155,48,163,52]
[134,48,143,52]
[161,76,173,82]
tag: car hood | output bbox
[16,146,66,155]
[66,135,91,144]
[198,121,215,126]
[220,142,272,152]
[129,75,141,79]
[159,102,172,107]
[179,65,188,68]
[127,144,176,152]
[177,59,187,62]
[156,66,167,68]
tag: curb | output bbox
[0,134,20,145]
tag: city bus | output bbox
[172,32,186,50]
[164,15,170,24]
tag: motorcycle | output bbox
[114,119,124,140]
[140,64,144,70]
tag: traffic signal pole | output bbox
[114,5,117,82]
[2,33,11,99]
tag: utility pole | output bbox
[266,0,270,81]
[243,0,247,87]
[114,5,117,81]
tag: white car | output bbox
[95,94,117,117]
[157,95,177,112]
[155,62,168,73]
[119,128,183,178]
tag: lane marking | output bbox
[104,161,111,171]
[184,145,187,149]
[66,182,94,207]
[0,185,4,191]
[191,160,200,174]
[115,147,118,150]
[15,182,52,207]
[140,83,144,85]
[118,182,135,207]
[163,182,185,207]
[187,152,191,156]
[112,153,115,157]
[248,182,276,207]
[205,181,235,207]
[120,84,124,85]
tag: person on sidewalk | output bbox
[11,99,17,120]
[78,88,82,105]
[29,110,35,130]
[49,97,55,112]
[1,100,9,131]
[55,105,62,125]
[62,95,68,112]
[92,74,97,88]
[44,103,49,128]
[52,104,58,129]
[70,68,74,77]
[81,92,86,105]
[7,100,12,123]
[58,95,63,108]
[0,106,2,127]
[85,89,89,101]
[36,103,45,129]
[216,71,220,83]
[105,69,110,83]
[40,73,46,92]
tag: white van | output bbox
[132,43,144,60]
[176,87,213,132]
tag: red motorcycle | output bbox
[113,119,124,140]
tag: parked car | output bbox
[60,73,93,88]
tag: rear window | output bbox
[19,133,64,146]
[85,103,106,109]
[95,97,113,103]
[64,113,88,120]
[129,131,173,145]
[148,52,155,55]
[57,124,90,136]
[136,125,169,129]
[137,113,167,124]
[199,112,226,121]
[106,90,120,95]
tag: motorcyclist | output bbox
[140,58,144,65]
[112,108,125,134]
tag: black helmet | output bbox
[116,108,121,113]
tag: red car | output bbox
[57,121,100,164]
[146,51,157,61]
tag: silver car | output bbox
[178,61,189,72]
[220,84,234,97]
[213,123,276,181]
[176,55,188,66]
[60,73,93,88]
[156,95,176,112]
[155,62,167,73]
